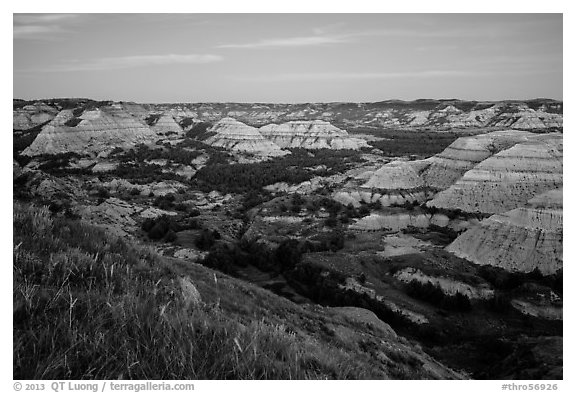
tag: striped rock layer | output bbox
[13,103,58,130]
[427,133,562,215]
[446,189,562,275]
[259,120,369,150]
[22,105,157,156]
[204,117,287,156]
[421,130,542,190]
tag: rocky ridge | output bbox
[22,104,157,156]
[127,99,562,131]
[259,120,369,150]
[14,99,563,136]
[427,133,562,215]
[446,189,562,275]
[147,113,185,137]
[204,117,287,156]
[421,130,540,190]
[13,102,58,130]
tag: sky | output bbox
[13,13,563,103]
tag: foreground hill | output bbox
[13,201,463,379]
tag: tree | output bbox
[195,229,219,250]
[275,239,302,271]
[325,216,338,228]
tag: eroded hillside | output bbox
[13,97,563,379]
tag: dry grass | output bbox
[13,203,326,379]
[14,201,457,379]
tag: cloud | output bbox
[215,27,478,50]
[216,21,535,51]
[25,54,224,72]
[217,35,350,49]
[14,14,79,25]
[14,25,61,38]
[13,13,81,39]
[229,70,483,82]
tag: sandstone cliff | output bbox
[446,189,562,275]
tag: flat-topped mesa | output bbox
[259,120,370,150]
[446,189,563,275]
[13,103,59,130]
[22,104,158,156]
[204,117,287,156]
[427,133,562,215]
[421,130,542,190]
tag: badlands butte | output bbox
[14,98,562,379]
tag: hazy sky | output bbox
[13,13,562,103]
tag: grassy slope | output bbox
[13,201,461,380]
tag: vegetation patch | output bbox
[194,149,364,194]
[15,201,434,379]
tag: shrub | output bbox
[164,230,177,243]
[64,117,83,127]
[96,187,110,199]
[195,229,220,251]
[275,239,302,271]
[325,216,338,228]
[153,194,176,210]
[358,205,370,216]
[405,280,471,312]
[142,215,180,242]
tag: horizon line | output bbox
[13,97,564,105]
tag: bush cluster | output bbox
[404,280,472,311]
[141,215,179,242]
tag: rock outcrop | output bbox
[259,120,369,150]
[204,117,287,156]
[427,133,562,214]
[393,267,494,300]
[334,160,431,208]
[421,130,541,190]
[363,160,426,190]
[446,189,562,275]
[22,104,158,156]
[487,104,563,130]
[148,113,184,136]
[13,103,58,130]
